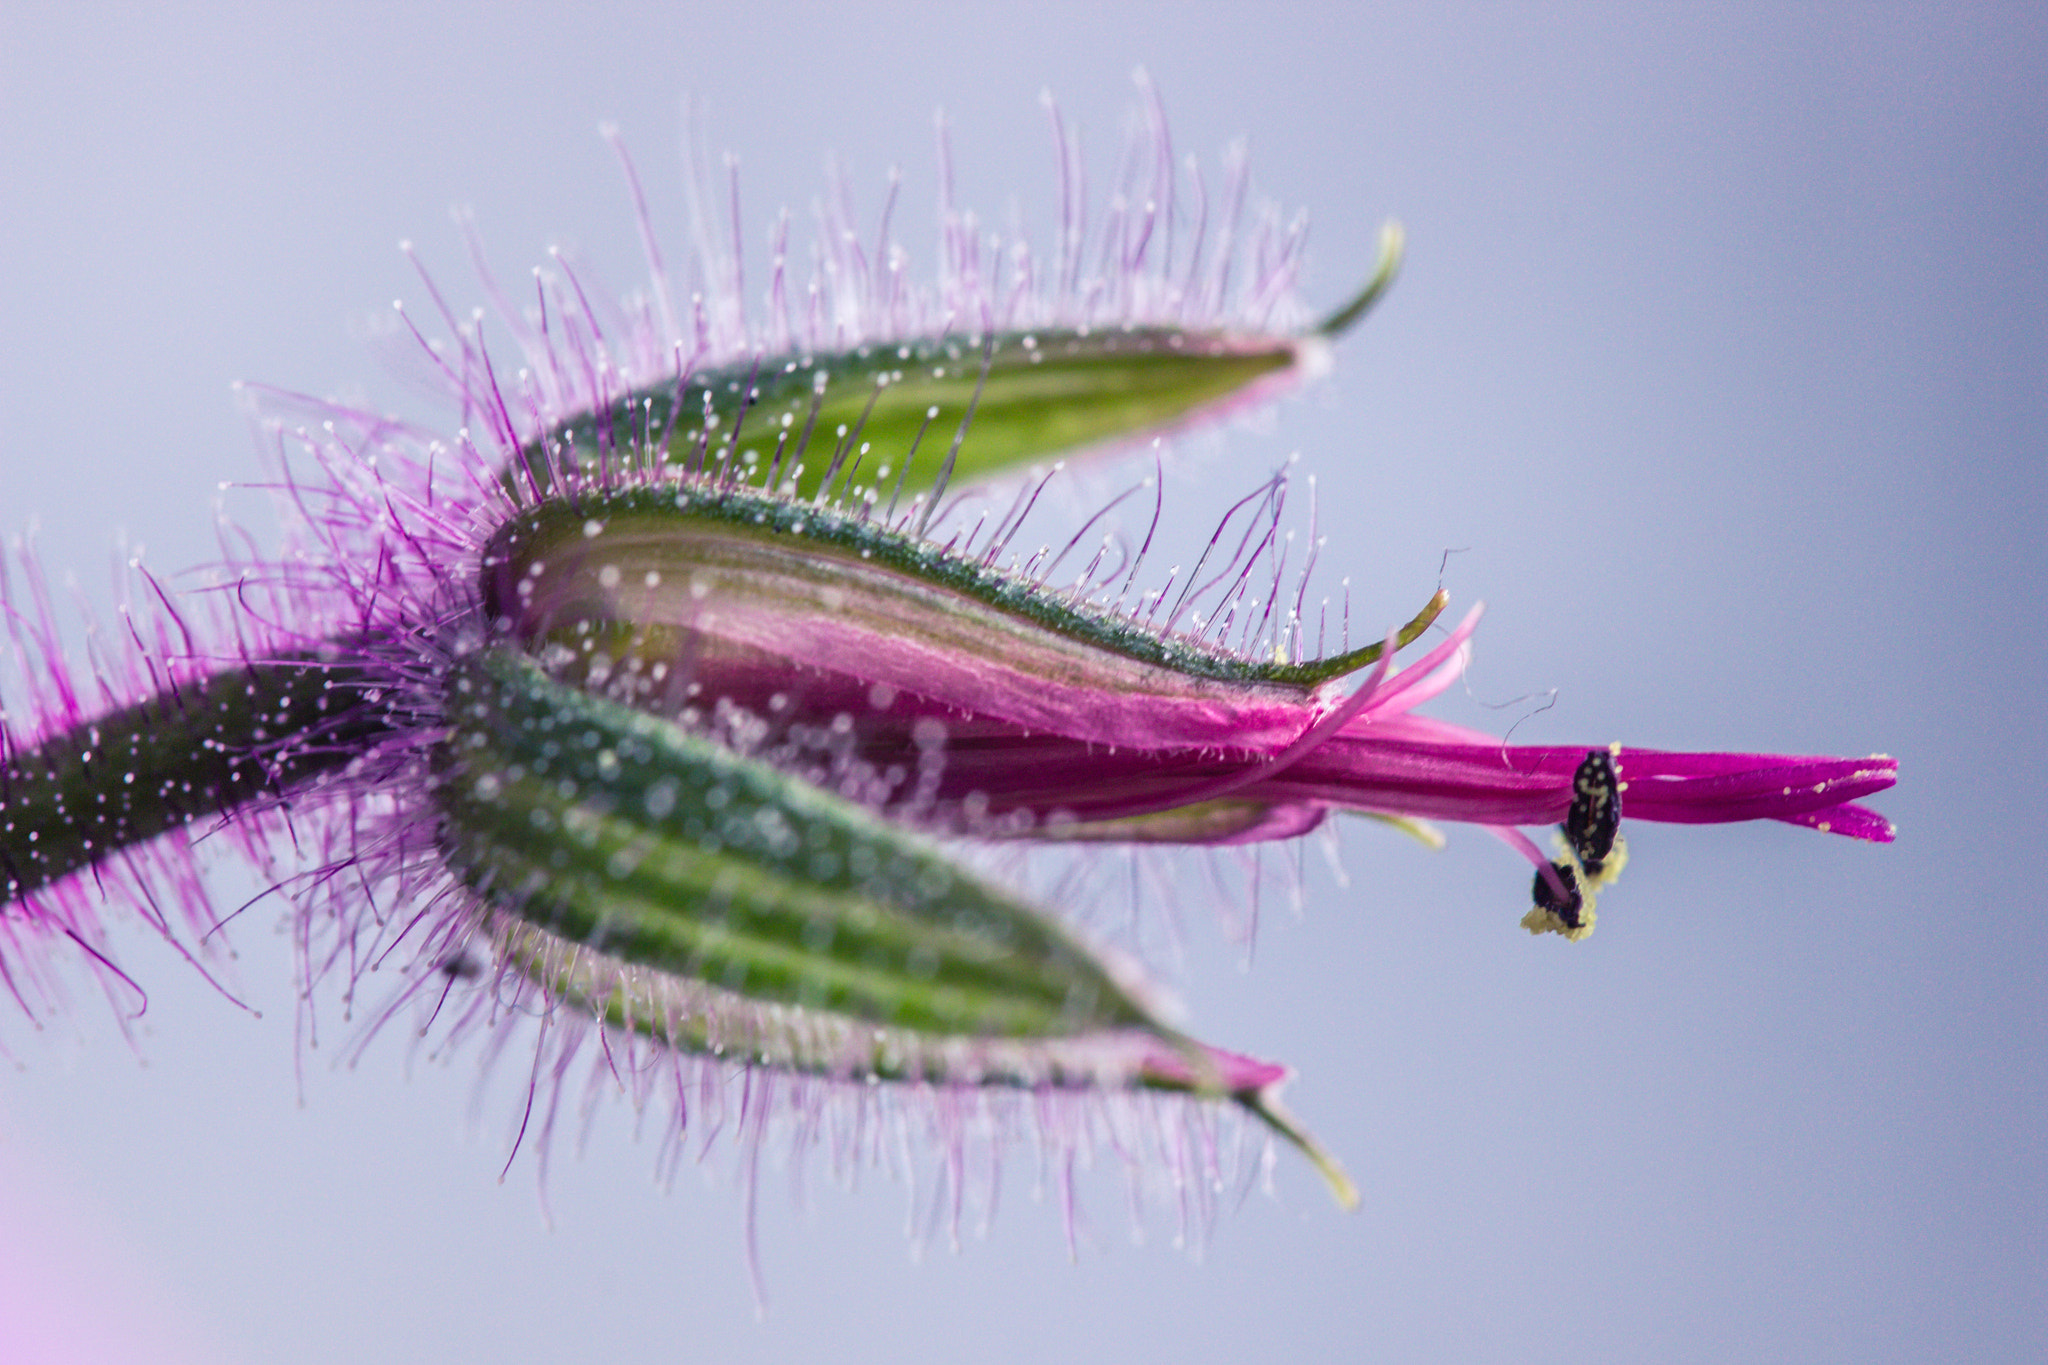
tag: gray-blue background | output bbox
[1,3,2040,1361]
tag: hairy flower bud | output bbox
[478,483,1896,935]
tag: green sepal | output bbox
[435,645,1153,1040]
[481,486,1447,693]
[516,328,1301,503]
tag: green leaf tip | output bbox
[1314,219,1406,338]
[1245,1087,1362,1212]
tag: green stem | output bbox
[0,658,395,900]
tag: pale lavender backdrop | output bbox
[0,2,2041,1362]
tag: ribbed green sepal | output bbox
[435,646,1158,1043]
[517,328,1302,503]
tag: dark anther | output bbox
[1564,748,1621,877]
[1532,859,1584,930]
[438,952,483,980]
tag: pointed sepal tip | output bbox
[1315,220,1406,338]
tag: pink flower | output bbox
[0,87,1895,1247]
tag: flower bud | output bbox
[480,482,1896,932]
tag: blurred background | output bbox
[0,3,2040,1361]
